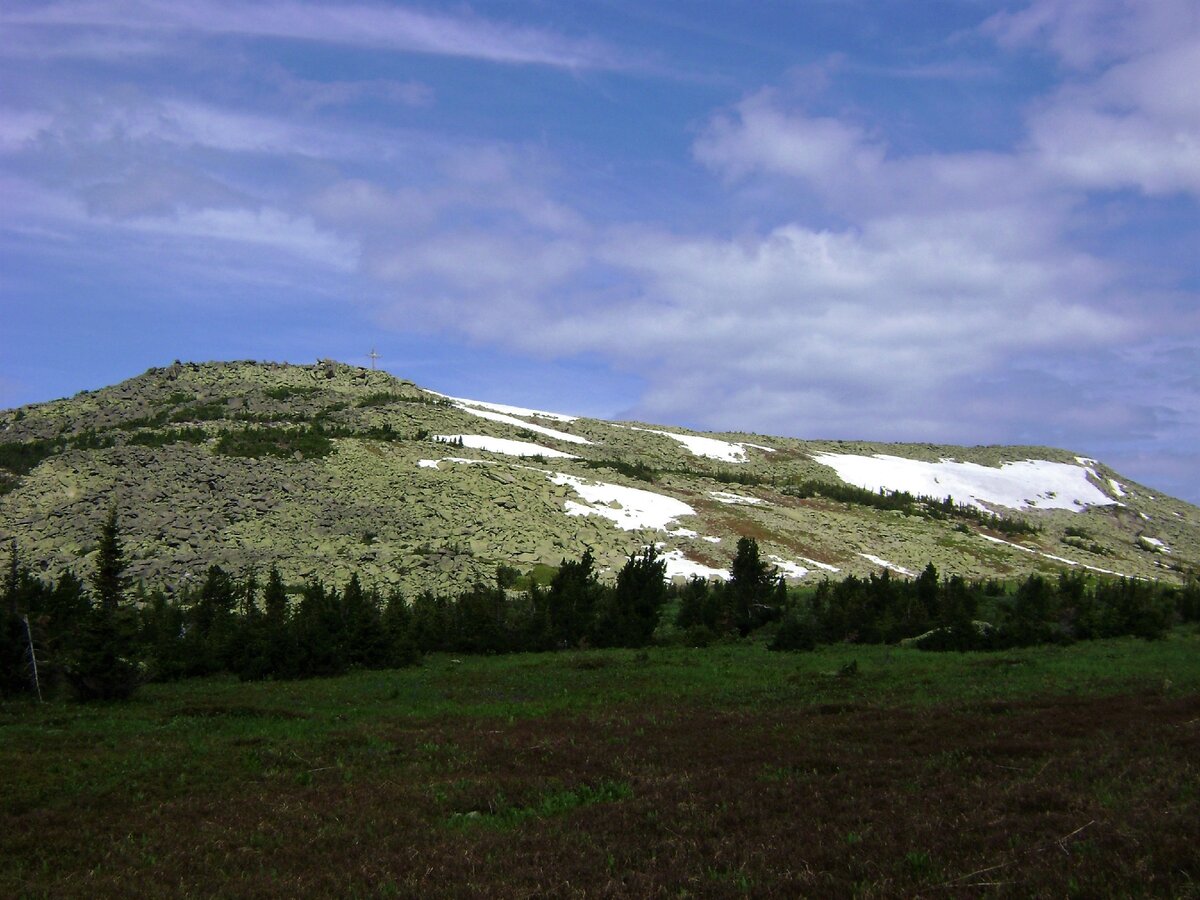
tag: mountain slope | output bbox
[1,360,1196,593]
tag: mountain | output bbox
[1,360,1196,594]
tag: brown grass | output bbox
[5,692,1198,898]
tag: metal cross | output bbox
[367,347,381,371]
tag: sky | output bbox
[1,0,1198,504]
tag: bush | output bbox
[215,425,334,460]
[769,611,818,651]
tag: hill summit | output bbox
[1,360,1195,593]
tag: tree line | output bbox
[768,562,1200,652]
[2,511,1197,702]
[0,510,680,700]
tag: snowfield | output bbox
[450,404,593,445]
[859,553,916,577]
[427,391,578,422]
[628,426,773,463]
[980,534,1133,578]
[658,548,730,581]
[812,453,1117,512]
[550,473,697,532]
[417,457,495,469]
[709,491,765,505]
[434,434,578,459]
[768,556,811,580]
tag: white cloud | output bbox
[985,1,1200,198]
[1,0,627,70]
[0,108,52,152]
[123,207,359,270]
[694,89,884,184]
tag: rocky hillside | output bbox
[1,360,1196,594]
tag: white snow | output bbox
[979,534,1036,554]
[709,491,765,505]
[768,555,810,580]
[980,534,1135,578]
[627,426,773,463]
[1108,478,1126,497]
[658,548,730,581]
[796,555,840,573]
[434,434,578,459]
[416,457,495,470]
[550,472,697,532]
[702,536,722,543]
[1075,456,1097,466]
[859,553,916,577]
[812,452,1117,512]
[451,404,593,445]
[667,527,699,538]
[1140,537,1171,553]
[428,390,578,422]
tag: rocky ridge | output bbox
[1,360,1196,594]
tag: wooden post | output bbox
[22,615,42,703]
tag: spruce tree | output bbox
[261,567,295,677]
[93,506,128,611]
[727,537,776,635]
[547,548,603,647]
[68,507,140,700]
[600,546,667,647]
[0,541,28,698]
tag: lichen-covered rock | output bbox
[1,360,1197,594]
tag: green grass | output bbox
[3,630,1199,897]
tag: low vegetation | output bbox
[214,425,334,460]
[2,634,1197,895]
[3,513,1199,895]
[784,478,1042,535]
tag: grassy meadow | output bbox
[3,631,1199,897]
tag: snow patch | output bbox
[709,491,765,506]
[796,555,840,573]
[1139,536,1171,553]
[1108,478,1126,497]
[550,472,696,532]
[768,556,810,580]
[981,535,1135,578]
[628,426,773,463]
[979,534,1037,554]
[813,453,1116,512]
[859,554,916,577]
[658,548,730,581]
[702,536,722,544]
[428,390,578,422]
[452,405,592,445]
[434,434,577,459]
[416,457,495,470]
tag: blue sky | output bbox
[2,0,1198,503]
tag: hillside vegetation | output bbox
[1,359,1196,597]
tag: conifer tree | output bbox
[67,507,140,700]
[599,546,667,647]
[382,589,420,667]
[341,573,387,667]
[261,567,295,677]
[547,548,602,646]
[0,541,28,697]
[727,537,776,635]
[93,506,128,611]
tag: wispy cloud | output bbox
[1,0,630,70]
